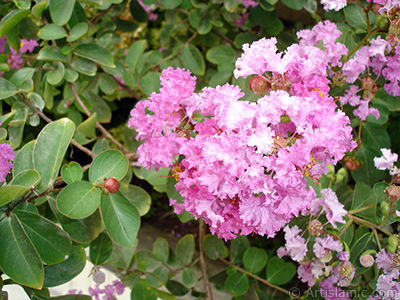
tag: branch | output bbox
[199,219,213,300]
[20,94,97,158]
[346,213,392,236]
[69,83,134,156]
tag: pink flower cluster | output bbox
[129,21,355,240]
[0,122,15,182]
[0,36,38,70]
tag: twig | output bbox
[69,83,132,155]
[346,213,392,236]
[20,94,96,158]
[219,258,302,300]
[199,219,213,300]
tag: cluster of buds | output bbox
[361,76,378,100]
[248,74,292,95]
[343,156,361,171]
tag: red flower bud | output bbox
[104,177,120,193]
[249,76,270,95]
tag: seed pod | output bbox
[385,185,400,202]
[308,219,324,236]
[334,167,346,184]
[104,177,120,193]
[381,201,390,216]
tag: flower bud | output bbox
[359,254,374,267]
[388,235,398,254]
[338,261,355,280]
[326,165,335,179]
[308,219,324,236]
[93,269,106,284]
[385,185,400,202]
[381,201,390,216]
[104,177,120,193]
[372,4,383,14]
[321,250,333,263]
[249,76,270,95]
[334,167,346,184]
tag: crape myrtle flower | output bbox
[320,0,348,11]
[129,21,356,240]
[374,148,398,171]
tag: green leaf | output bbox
[32,0,48,19]
[49,198,102,244]
[131,280,158,300]
[126,40,147,71]
[100,191,140,247]
[28,93,45,111]
[189,9,212,35]
[61,162,83,184]
[140,72,162,96]
[74,43,115,67]
[129,0,149,23]
[33,118,75,192]
[71,57,97,76]
[344,3,376,31]
[175,234,195,265]
[250,7,283,35]
[67,22,88,42]
[89,149,129,185]
[206,45,236,65]
[77,113,97,140]
[281,0,307,10]
[0,215,44,289]
[350,233,377,269]
[89,232,113,265]
[64,68,79,83]
[160,0,182,9]
[230,235,250,264]
[13,141,35,176]
[243,247,268,273]
[351,145,384,186]
[50,0,76,26]
[0,9,30,37]
[38,24,67,40]
[47,62,65,85]
[81,90,111,123]
[225,272,249,296]
[99,73,118,94]
[180,44,205,76]
[122,185,151,216]
[146,266,168,288]
[182,266,197,288]
[266,256,296,285]
[57,181,101,219]
[203,234,225,260]
[350,183,377,221]
[10,67,35,88]
[0,78,17,100]
[153,238,169,264]
[14,0,31,9]
[165,280,189,296]
[0,169,41,206]
[14,210,72,265]
[37,46,69,63]
[361,122,390,151]
[43,245,86,287]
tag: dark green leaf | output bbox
[225,272,249,296]
[70,57,97,76]
[165,280,189,296]
[206,45,236,65]
[153,237,169,264]
[61,161,83,184]
[123,185,152,216]
[203,234,225,260]
[37,46,69,63]
[230,235,250,264]
[344,3,376,31]
[130,0,149,22]
[160,0,182,9]
[43,245,86,287]
[176,234,195,265]
[50,0,76,26]
[100,191,140,247]
[74,43,115,67]
[89,232,113,265]
[281,0,307,10]
[182,266,197,288]
[0,215,44,289]
[140,72,161,96]
[180,44,205,76]
[49,198,102,244]
[243,247,268,273]
[131,280,158,300]
[351,145,384,186]
[47,62,65,85]
[0,9,30,37]
[266,256,296,285]
[126,40,147,71]
[350,183,377,221]
[14,210,72,265]
[67,22,88,42]
[0,78,17,100]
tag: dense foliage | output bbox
[1,0,400,299]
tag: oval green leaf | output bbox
[50,0,76,26]
[74,43,115,67]
[100,191,140,248]
[175,234,194,265]
[33,118,75,192]
[243,247,268,273]
[0,9,30,37]
[0,78,17,100]
[67,22,88,42]
[61,161,83,184]
[89,149,129,185]
[225,272,249,296]
[14,210,72,265]
[266,256,296,285]
[0,215,44,289]
[203,234,225,260]
[122,185,151,216]
[38,24,67,40]
[57,181,101,219]
[180,44,205,76]
[89,232,113,265]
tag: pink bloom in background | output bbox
[137,0,158,21]
[0,36,6,52]
[0,143,15,182]
[320,277,351,300]
[236,0,258,8]
[0,37,38,70]
[374,148,398,170]
[311,189,347,228]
